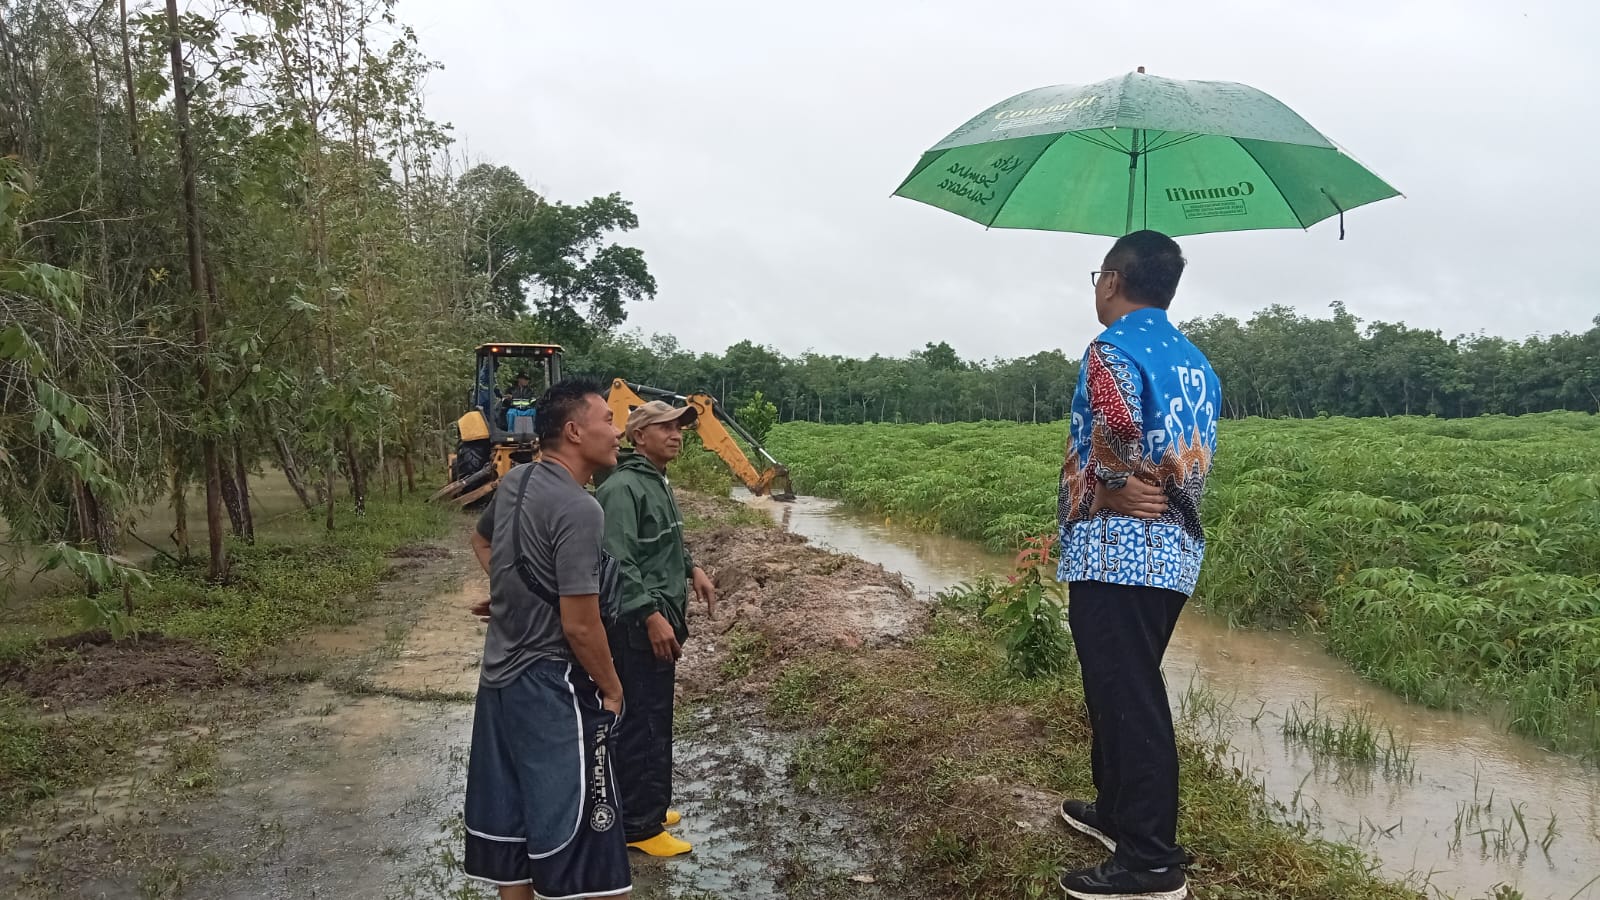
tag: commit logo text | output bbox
[1164,182,1255,202]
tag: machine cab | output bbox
[458,343,564,445]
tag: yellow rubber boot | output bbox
[662,809,682,827]
[628,832,692,857]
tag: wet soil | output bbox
[0,631,226,705]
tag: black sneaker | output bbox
[1059,858,1187,899]
[1059,799,1117,853]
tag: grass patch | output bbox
[323,674,475,705]
[672,431,742,497]
[128,497,452,667]
[0,695,153,816]
[155,732,221,793]
[684,501,770,533]
[1281,697,1416,780]
[765,596,1423,900]
[0,495,454,822]
[719,628,772,680]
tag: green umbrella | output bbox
[893,70,1400,237]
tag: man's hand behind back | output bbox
[1092,475,1169,520]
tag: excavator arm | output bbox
[606,379,795,501]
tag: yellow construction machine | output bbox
[430,342,563,507]
[604,380,795,501]
[431,343,794,506]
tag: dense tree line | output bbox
[568,302,1599,426]
[0,0,650,588]
[3,1,1593,602]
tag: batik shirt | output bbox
[1057,307,1221,597]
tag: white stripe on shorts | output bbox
[535,885,633,900]
[466,826,524,843]
[464,873,534,887]
[528,662,587,861]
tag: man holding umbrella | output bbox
[892,69,1397,898]
[1053,230,1219,899]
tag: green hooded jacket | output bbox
[594,449,694,642]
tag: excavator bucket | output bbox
[429,462,495,505]
[760,465,797,503]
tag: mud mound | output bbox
[679,524,926,693]
[0,631,226,705]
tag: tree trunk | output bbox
[219,457,246,537]
[171,465,190,559]
[118,0,139,161]
[342,426,366,515]
[167,0,227,582]
[0,7,33,151]
[325,439,337,532]
[270,425,314,511]
[70,481,118,594]
[402,447,416,494]
[84,483,118,558]
[233,438,255,543]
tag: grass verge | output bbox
[766,596,1423,900]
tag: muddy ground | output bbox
[0,495,925,899]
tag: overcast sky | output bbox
[399,0,1599,361]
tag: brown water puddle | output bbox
[751,494,1600,900]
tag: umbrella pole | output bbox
[1124,128,1143,235]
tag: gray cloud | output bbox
[402,0,1599,359]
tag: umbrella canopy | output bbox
[893,70,1400,237]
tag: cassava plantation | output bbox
[3,2,1599,899]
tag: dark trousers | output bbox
[608,621,676,843]
[1068,580,1190,870]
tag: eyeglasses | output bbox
[1090,269,1119,287]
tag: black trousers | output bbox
[1068,580,1190,870]
[608,620,676,843]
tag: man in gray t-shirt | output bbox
[474,459,604,686]
[462,380,633,900]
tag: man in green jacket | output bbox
[596,400,717,858]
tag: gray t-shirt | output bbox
[475,461,604,688]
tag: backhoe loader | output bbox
[604,380,795,501]
[430,344,794,506]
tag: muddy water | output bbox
[631,702,896,899]
[753,494,1600,900]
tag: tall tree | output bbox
[165,0,227,580]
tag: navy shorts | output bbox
[464,660,631,898]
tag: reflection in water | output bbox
[751,493,1600,900]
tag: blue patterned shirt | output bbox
[1057,308,1221,596]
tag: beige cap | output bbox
[625,400,698,441]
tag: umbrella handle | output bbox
[1321,188,1346,240]
[1125,129,1143,235]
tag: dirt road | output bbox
[2,496,921,899]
